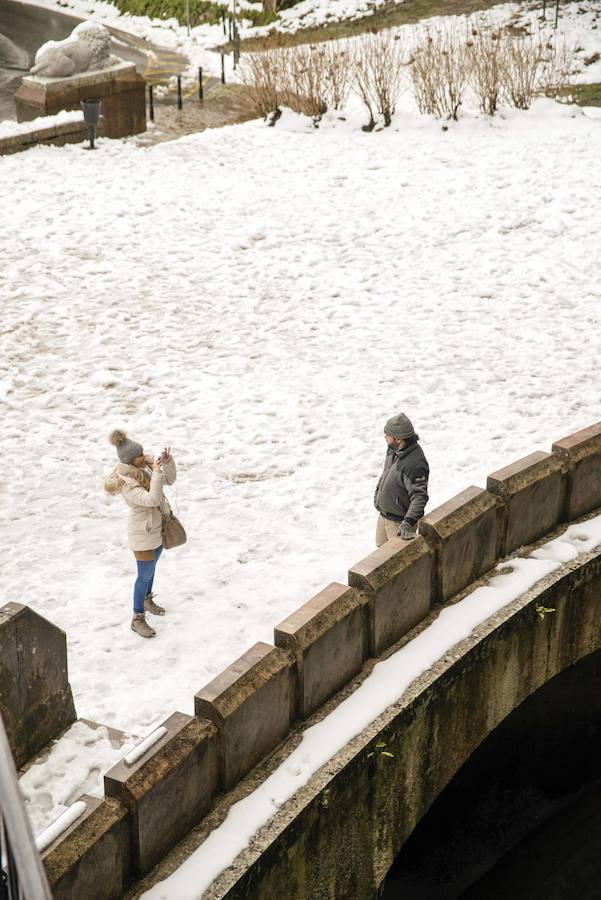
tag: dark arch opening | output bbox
[379,649,601,900]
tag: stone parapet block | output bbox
[104,712,219,876]
[0,119,86,156]
[348,537,433,656]
[42,796,130,900]
[552,422,601,521]
[274,583,368,719]
[418,487,499,602]
[487,451,567,556]
[195,642,295,791]
[0,602,76,768]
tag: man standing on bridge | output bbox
[374,412,429,547]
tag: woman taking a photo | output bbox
[104,429,177,639]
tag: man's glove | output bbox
[398,521,417,540]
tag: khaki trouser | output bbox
[375,515,401,548]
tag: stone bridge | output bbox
[199,526,601,899]
[18,423,601,899]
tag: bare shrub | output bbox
[278,44,329,119]
[501,33,543,109]
[538,34,575,98]
[321,41,353,110]
[354,32,407,128]
[238,42,335,122]
[238,49,283,119]
[467,21,507,115]
[353,39,377,129]
[409,27,470,120]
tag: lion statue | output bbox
[30,22,120,78]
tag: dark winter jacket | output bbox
[374,440,429,525]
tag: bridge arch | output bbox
[382,646,601,899]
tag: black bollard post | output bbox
[221,52,225,84]
[148,83,154,121]
[177,75,183,110]
[198,66,204,101]
[81,99,101,149]
[233,23,241,68]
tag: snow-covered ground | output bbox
[2,0,601,839]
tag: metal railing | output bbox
[0,714,52,900]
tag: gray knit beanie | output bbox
[384,412,415,439]
[109,429,144,464]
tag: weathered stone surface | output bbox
[552,422,601,520]
[104,712,219,875]
[418,487,498,602]
[487,452,567,555]
[274,584,368,719]
[348,537,433,655]
[0,602,76,768]
[0,119,87,156]
[205,539,601,900]
[16,62,146,138]
[43,796,130,900]
[195,642,295,790]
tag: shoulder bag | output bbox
[161,509,187,549]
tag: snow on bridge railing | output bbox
[38,421,601,898]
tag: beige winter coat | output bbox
[107,457,177,551]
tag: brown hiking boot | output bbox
[144,593,166,616]
[131,613,156,638]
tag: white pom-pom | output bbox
[109,429,127,447]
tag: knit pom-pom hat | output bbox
[384,413,415,439]
[109,429,144,464]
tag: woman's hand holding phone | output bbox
[155,447,171,468]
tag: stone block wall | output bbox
[0,116,87,156]
[349,540,432,656]
[0,602,76,768]
[418,486,499,601]
[553,422,601,520]
[42,796,130,900]
[487,451,567,555]
[275,583,368,718]
[195,642,295,790]
[104,712,219,875]
[37,421,601,895]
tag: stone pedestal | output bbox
[15,62,146,139]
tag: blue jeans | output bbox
[133,546,163,613]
